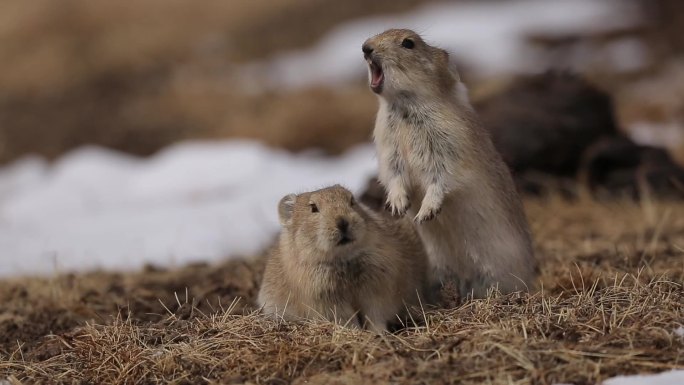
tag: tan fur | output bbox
[363,29,538,299]
[258,185,429,332]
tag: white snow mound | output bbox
[602,370,684,385]
[0,141,377,277]
[242,0,640,90]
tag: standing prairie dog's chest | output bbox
[391,119,456,181]
[382,121,421,181]
[396,123,414,164]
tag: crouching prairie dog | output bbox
[258,185,429,332]
[363,29,538,299]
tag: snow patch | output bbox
[0,141,377,277]
[628,121,684,149]
[604,38,649,73]
[241,0,640,91]
[675,326,684,338]
[602,370,684,385]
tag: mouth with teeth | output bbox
[367,59,384,94]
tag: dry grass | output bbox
[2,278,681,385]
[2,3,682,381]
[0,196,683,384]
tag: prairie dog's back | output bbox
[258,185,429,331]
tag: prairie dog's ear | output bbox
[439,48,449,64]
[278,194,297,226]
[439,49,459,81]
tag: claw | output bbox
[385,191,410,217]
[385,199,410,217]
[414,205,442,223]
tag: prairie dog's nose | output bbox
[362,44,373,58]
[336,217,349,233]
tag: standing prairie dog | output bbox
[363,29,537,299]
[258,185,429,332]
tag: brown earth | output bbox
[1,196,682,384]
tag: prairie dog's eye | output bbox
[350,196,355,206]
[401,38,415,49]
[310,203,319,213]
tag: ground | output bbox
[1,1,683,383]
[1,196,682,384]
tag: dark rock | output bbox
[476,71,617,176]
[513,171,579,199]
[582,136,684,199]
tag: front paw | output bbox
[414,201,442,223]
[386,190,410,216]
[414,185,445,223]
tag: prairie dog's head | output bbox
[362,29,456,97]
[278,185,369,258]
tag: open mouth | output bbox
[367,59,384,94]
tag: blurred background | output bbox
[1,0,682,163]
[0,0,683,276]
